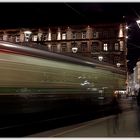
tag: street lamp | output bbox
[116,62,121,68]
[136,19,140,28]
[126,26,129,29]
[24,30,32,42]
[72,47,78,53]
[72,41,78,53]
[24,31,32,35]
[98,55,103,61]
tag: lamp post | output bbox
[98,55,103,61]
[24,30,32,42]
[72,47,78,53]
[72,41,78,53]
[116,62,121,68]
[136,19,140,28]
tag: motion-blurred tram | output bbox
[0,41,126,118]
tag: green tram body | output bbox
[0,41,127,132]
[0,52,126,98]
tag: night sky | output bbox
[0,3,135,28]
[0,2,140,72]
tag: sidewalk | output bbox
[29,104,140,137]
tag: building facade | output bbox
[127,60,140,95]
[0,23,128,69]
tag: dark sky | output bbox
[0,2,138,28]
[0,2,140,72]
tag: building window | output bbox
[114,43,119,51]
[72,32,77,39]
[52,33,57,40]
[32,35,38,41]
[42,34,48,41]
[81,42,87,52]
[48,32,51,41]
[52,43,57,52]
[102,31,108,38]
[62,33,66,40]
[71,42,77,47]
[16,36,20,42]
[61,43,67,52]
[3,34,8,41]
[120,41,124,51]
[92,42,99,51]
[119,25,124,38]
[57,31,61,40]
[103,43,108,51]
[82,32,86,39]
[93,32,99,38]
[37,32,42,41]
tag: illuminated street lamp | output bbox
[72,47,78,53]
[24,30,32,42]
[126,26,129,29]
[136,19,140,28]
[72,41,78,53]
[116,62,121,68]
[24,31,32,35]
[98,55,103,61]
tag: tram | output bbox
[0,41,126,116]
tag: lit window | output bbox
[48,29,51,41]
[57,31,61,40]
[32,35,38,41]
[114,43,119,50]
[120,41,124,51]
[82,32,86,39]
[62,33,66,40]
[48,32,51,41]
[38,33,42,41]
[3,34,8,41]
[103,43,108,51]
[119,25,124,37]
